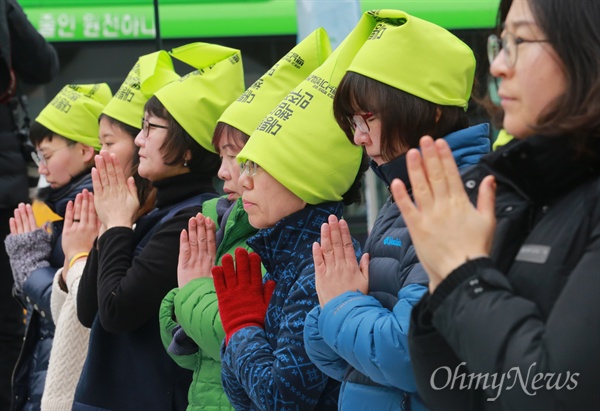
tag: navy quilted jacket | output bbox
[220,202,360,411]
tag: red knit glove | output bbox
[212,247,276,344]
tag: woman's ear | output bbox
[80,143,97,164]
[435,107,442,123]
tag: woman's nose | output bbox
[217,163,230,181]
[353,129,370,146]
[490,48,510,79]
[134,130,144,147]
[238,172,252,189]
[37,161,48,175]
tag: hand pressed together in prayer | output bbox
[91,151,139,230]
[177,213,217,288]
[61,189,99,279]
[9,203,39,235]
[313,215,369,308]
[390,136,496,293]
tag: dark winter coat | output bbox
[0,0,59,208]
[409,135,600,411]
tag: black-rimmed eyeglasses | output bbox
[141,117,169,138]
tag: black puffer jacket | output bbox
[409,135,600,411]
[0,0,59,208]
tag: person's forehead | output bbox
[504,1,542,35]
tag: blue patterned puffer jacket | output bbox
[220,202,361,411]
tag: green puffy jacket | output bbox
[159,196,258,411]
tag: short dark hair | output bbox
[211,122,249,155]
[144,96,220,177]
[99,113,156,215]
[333,72,469,163]
[29,121,76,148]
[496,0,600,161]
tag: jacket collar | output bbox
[247,202,343,276]
[482,134,600,203]
[153,172,216,208]
[37,172,93,217]
[370,123,491,190]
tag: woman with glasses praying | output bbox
[210,27,371,409]
[391,0,600,409]
[302,10,489,411]
[71,44,244,411]
[3,83,110,411]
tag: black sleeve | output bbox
[7,0,59,84]
[76,239,100,328]
[427,254,600,410]
[409,294,481,411]
[95,208,199,333]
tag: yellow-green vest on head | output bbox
[102,50,180,129]
[154,43,245,153]
[218,28,332,137]
[237,15,385,205]
[348,9,476,110]
[36,83,112,150]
